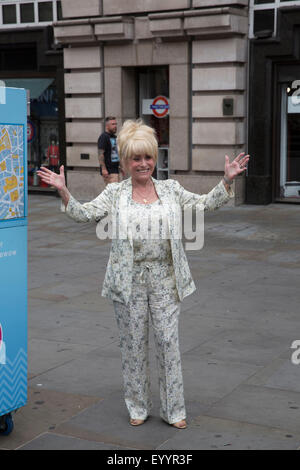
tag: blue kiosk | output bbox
[0,88,28,435]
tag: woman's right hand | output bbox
[36,165,66,191]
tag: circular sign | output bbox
[150,96,169,118]
[27,120,36,144]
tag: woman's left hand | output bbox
[224,152,250,181]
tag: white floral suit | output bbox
[63,177,234,304]
[62,176,234,423]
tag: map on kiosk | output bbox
[0,124,25,220]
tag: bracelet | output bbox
[223,175,233,186]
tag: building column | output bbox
[64,45,104,199]
[190,36,247,204]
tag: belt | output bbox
[138,263,151,285]
[135,261,173,285]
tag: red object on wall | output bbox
[47,144,60,166]
[39,179,49,187]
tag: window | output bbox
[38,1,53,22]
[253,9,274,35]
[57,1,62,20]
[250,0,300,38]
[2,4,17,24]
[254,0,275,4]
[20,3,35,23]
[0,1,59,27]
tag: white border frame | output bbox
[280,84,287,191]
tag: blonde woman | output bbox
[37,120,250,430]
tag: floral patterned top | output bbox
[129,198,173,264]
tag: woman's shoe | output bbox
[172,419,187,429]
[130,418,145,426]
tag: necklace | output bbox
[132,181,155,204]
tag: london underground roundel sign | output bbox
[27,119,36,143]
[150,96,169,118]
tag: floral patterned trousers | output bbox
[113,261,186,424]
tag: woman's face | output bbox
[126,154,156,183]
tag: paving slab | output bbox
[0,387,100,450]
[185,326,291,367]
[54,392,187,450]
[157,415,300,450]
[246,355,300,393]
[177,310,241,355]
[28,349,123,397]
[46,290,114,315]
[180,351,261,406]
[17,432,135,450]
[28,338,98,378]
[206,384,300,435]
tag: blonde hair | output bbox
[117,119,158,166]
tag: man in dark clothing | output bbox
[98,117,123,185]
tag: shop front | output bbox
[0,28,65,194]
[4,78,60,190]
[278,70,300,200]
[248,4,300,204]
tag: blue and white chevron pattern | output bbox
[0,348,27,415]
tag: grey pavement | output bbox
[1,193,300,450]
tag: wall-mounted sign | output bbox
[142,96,170,118]
[288,96,300,114]
[27,119,36,143]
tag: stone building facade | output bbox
[2,1,300,204]
[54,0,249,203]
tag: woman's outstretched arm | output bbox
[176,152,250,212]
[37,165,70,206]
[37,165,114,223]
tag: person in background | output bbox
[98,117,124,185]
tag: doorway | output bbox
[136,66,170,180]
[279,82,300,200]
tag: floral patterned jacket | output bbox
[62,176,234,305]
